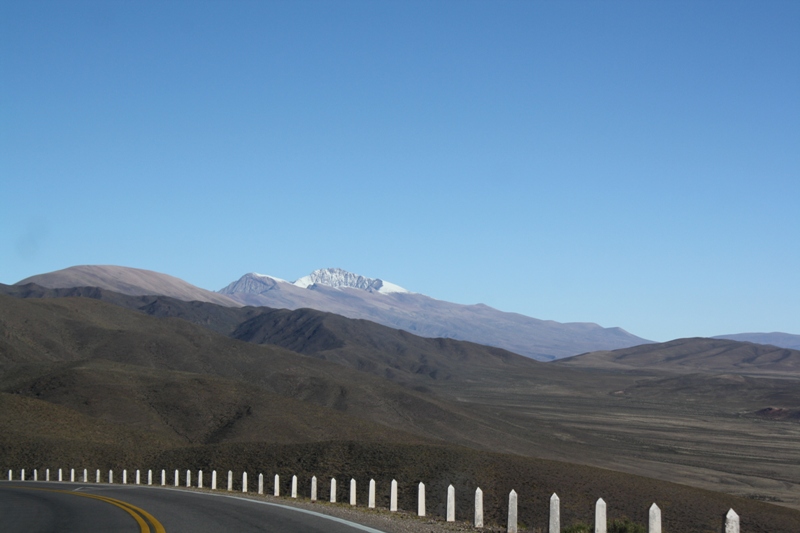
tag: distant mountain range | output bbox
[15,265,650,360]
[713,332,800,351]
[12,265,798,359]
[556,337,800,376]
[217,268,652,360]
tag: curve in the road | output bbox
[1,482,389,533]
[1,484,158,533]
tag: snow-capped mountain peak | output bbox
[293,268,408,294]
[216,266,649,360]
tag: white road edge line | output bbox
[217,494,390,533]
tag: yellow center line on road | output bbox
[2,485,166,533]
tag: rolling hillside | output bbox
[714,332,800,351]
[1,290,800,530]
[15,265,240,307]
[557,337,800,375]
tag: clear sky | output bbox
[2,1,798,342]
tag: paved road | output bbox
[0,481,388,533]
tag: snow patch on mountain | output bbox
[293,268,408,294]
[252,272,288,283]
[219,272,290,295]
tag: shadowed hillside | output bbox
[0,294,531,454]
[2,291,800,530]
[230,306,540,385]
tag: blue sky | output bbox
[2,1,798,342]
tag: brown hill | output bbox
[715,332,800,351]
[556,337,800,376]
[1,282,258,336]
[15,265,240,307]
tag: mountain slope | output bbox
[1,359,426,448]
[0,284,541,387]
[229,306,539,385]
[556,337,800,375]
[2,291,800,524]
[714,332,800,351]
[0,293,544,454]
[219,269,651,360]
[16,265,240,307]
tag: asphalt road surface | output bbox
[0,481,388,533]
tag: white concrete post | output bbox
[58,468,63,482]
[243,472,248,493]
[725,509,739,533]
[7,469,11,480]
[174,469,179,487]
[508,489,518,533]
[390,479,398,512]
[186,469,191,488]
[148,470,152,486]
[475,487,484,528]
[161,469,166,486]
[649,503,661,533]
[227,470,233,491]
[122,469,127,484]
[418,482,426,517]
[135,470,140,485]
[350,478,357,506]
[34,469,38,481]
[96,470,100,484]
[109,470,113,484]
[21,469,25,481]
[83,469,87,483]
[258,473,264,495]
[447,484,455,522]
[368,479,376,508]
[71,468,76,482]
[596,498,607,533]
[212,470,217,490]
[198,470,203,489]
[330,478,337,503]
[311,476,317,501]
[274,474,280,496]
[550,493,560,533]
[46,468,50,481]
[291,475,297,498]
